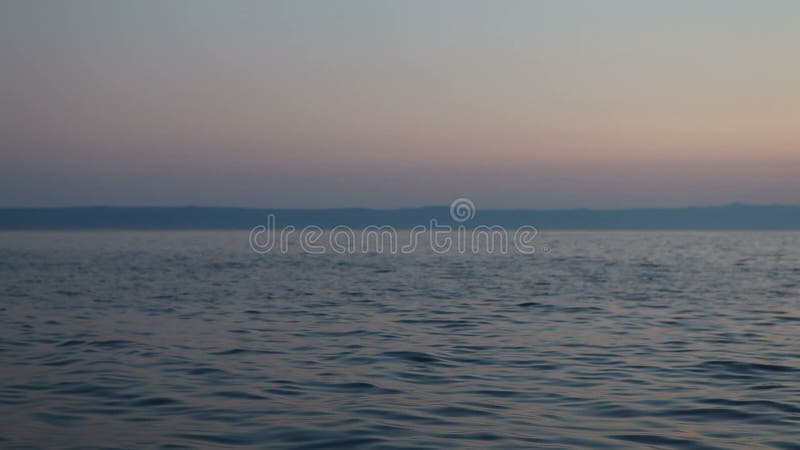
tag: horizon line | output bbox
[2,202,800,212]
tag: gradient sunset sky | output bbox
[1,0,798,208]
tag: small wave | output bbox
[695,360,796,374]
[210,348,282,356]
[209,391,267,400]
[380,350,447,366]
[656,407,760,422]
[428,405,496,418]
[130,397,181,407]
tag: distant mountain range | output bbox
[1,204,799,229]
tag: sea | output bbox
[0,230,798,449]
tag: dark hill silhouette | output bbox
[1,204,800,229]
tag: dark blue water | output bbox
[1,231,798,449]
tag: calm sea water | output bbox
[0,231,798,449]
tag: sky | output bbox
[1,0,798,209]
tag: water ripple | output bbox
[0,230,799,448]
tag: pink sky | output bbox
[1,1,798,208]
